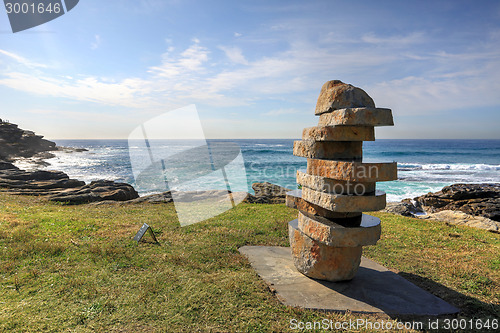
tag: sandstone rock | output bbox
[413,183,500,222]
[289,219,362,281]
[297,212,381,247]
[302,125,375,142]
[307,159,398,182]
[418,210,500,233]
[296,171,375,195]
[314,80,375,116]
[301,187,386,212]
[318,108,394,127]
[0,165,139,204]
[286,190,362,223]
[246,182,291,204]
[293,141,362,160]
[382,201,424,217]
[0,122,57,161]
[120,191,173,204]
[48,180,139,204]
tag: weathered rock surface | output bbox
[301,187,386,212]
[296,171,376,195]
[302,125,375,142]
[0,165,85,193]
[315,80,375,115]
[47,180,139,204]
[307,159,398,182]
[318,107,394,127]
[0,165,139,204]
[289,219,362,281]
[293,140,362,160]
[298,212,381,247]
[413,184,500,222]
[418,210,500,233]
[382,200,424,217]
[0,121,57,161]
[245,182,291,204]
[121,191,174,204]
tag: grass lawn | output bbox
[0,193,498,332]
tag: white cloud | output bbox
[234,32,242,37]
[148,42,209,79]
[91,35,102,50]
[0,49,48,68]
[369,73,500,115]
[0,72,155,108]
[1,25,500,118]
[218,46,248,65]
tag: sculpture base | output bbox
[239,246,460,315]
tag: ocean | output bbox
[35,139,500,202]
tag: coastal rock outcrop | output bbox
[419,210,500,233]
[0,164,139,204]
[0,121,57,161]
[381,184,500,233]
[48,180,139,204]
[244,182,291,204]
[413,183,500,222]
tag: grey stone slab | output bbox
[239,246,459,315]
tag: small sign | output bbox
[133,223,159,244]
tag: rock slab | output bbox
[318,108,394,127]
[307,159,398,182]
[286,190,362,223]
[302,125,375,142]
[298,212,381,247]
[293,140,362,160]
[239,246,460,315]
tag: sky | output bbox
[0,0,500,139]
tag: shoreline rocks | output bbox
[0,162,139,204]
[382,184,500,233]
[244,182,291,204]
[0,121,57,162]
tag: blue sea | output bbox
[35,139,500,202]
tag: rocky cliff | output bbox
[0,121,57,161]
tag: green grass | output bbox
[0,193,498,332]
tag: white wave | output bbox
[398,163,500,171]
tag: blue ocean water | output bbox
[41,139,500,202]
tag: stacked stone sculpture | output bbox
[287,80,397,282]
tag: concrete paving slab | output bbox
[239,246,459,315]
